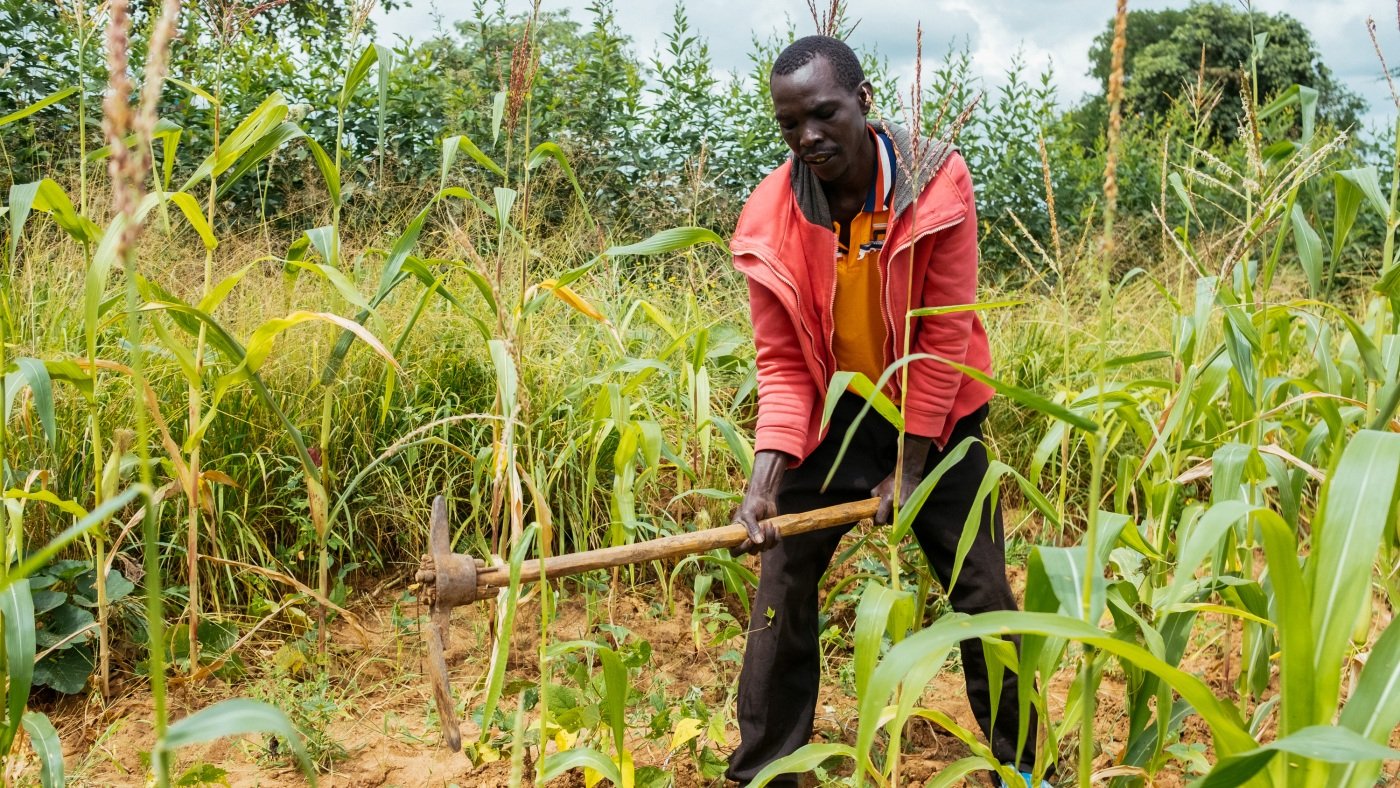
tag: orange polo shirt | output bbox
[831,125,896,387]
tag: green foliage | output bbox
[1079,2,1366,142]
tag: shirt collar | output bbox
[863,124,897,214]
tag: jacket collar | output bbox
[788,120,958,227]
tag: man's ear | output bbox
[858,81,874,114]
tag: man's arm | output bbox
[731,276,817,553]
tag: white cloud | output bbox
[372,0,1396,129]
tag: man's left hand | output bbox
[872,435,934,525]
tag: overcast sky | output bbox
[372,1,1396,134]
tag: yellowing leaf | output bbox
[542,280,607,322]
[669,717,704,752]
[200,470,240,489]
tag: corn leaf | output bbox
[746,743,855,788]
[1330,621,1400,787]
[5,487,142,587]
[906,298,1024,318]
[159,699,315,785]
[20,712,64,788]
[0,86,77,128]
[539,746,623,786]
[9,179,99,261]
[1195,725,1400,788]
[4,357,57,445]
[857,611,1256,767]
[0,580,36,756]
[1290,205,1323,295]
[478,525,538,745]
[441,133,506,181]
[1305,430,1400,723]
[166,192,217,250]
[243,311,399,374]
[853,583,914,700]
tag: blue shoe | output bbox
[997,768,1051,788]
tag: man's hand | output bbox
[731,450,791,555]
[872,435,934,526]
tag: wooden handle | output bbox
[472,497,879,590]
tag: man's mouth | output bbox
[803,151,836,166]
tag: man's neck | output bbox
[822,124,877,224]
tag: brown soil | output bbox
[25,565,1400,788]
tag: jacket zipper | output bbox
[881,214,967,394]
[731,244,824,379]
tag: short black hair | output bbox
[772,35,866,92]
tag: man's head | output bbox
[770,36,874,185]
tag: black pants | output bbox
[726,396,1037,785]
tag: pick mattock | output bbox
[415,494,879,751]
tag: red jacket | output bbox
[731,150,994,465]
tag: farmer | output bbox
[724,35,1045,788]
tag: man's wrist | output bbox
[750,450,791,494]
[898,435,933,476]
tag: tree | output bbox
[1074,2,1365,142]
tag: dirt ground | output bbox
[25,568,1400,787]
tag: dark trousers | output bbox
[726,396,1037,785]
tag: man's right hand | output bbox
[730,450,791,555]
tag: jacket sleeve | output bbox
[747,276,817,463]
[903,154,980,442]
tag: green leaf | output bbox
[1338,167,1389,220]
[74,569,135,607]
[526,141,593,222]
[243,311,399,375]
[599,646,628,756]
[0,86,77,128]
[603,227,725,258]
[339,43,388,111]
[159,699,316,785]
[853,583,913,699]
[710,416,753,477]
[1195,725,1400,788]
[166,192,217,250]
[491,90,507,144]
[478,526,538,744]
[21,712,64,788]
[906,298,1024,318]
[165,76,216,105]
[856,611,1256,770]
[6,357,57,445]
[33,645,93,694]
[9,179,99,261]
[0,580,36,756]
[746,743,855,788]
[924,756,992,788]
[441,133,506,181]
[1290,205,1323,295]
[488,339,518,414]
[1160,501,1253,608]
[5,487,142,587]
[1331,620,1400,787]
[1306,431,1400,724]
[539,746,623,786]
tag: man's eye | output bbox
[817,108,835,119]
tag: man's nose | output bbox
[799,124,824,150]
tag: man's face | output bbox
[770,56,872,184]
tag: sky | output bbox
[371,0,1397,134]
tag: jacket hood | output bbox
[788,121,958,227]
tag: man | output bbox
[724,35,1045,787]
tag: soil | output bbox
[25,561,1400,788]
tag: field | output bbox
[2,0,1399,786]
